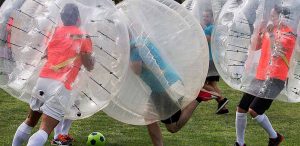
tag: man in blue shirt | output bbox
[130,37,185,114]
[202,9,229,114]
[130,35,218,145]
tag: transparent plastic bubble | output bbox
[212,0,300,102]
[182,0,220,77]
[211,0,228,21]
[0,0,26,86]
[0,0,130,119]
[182,0,212,25]
[103,0,208,125]
[283,23,300,102]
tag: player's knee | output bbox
[237,106,247,113]
[166,124,179,133]
[167,127,179,133]
[248,108,258,118]
[25,117,38,127]
[25,112,41,127]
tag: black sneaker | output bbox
[234,142,246,146]
[216,108,229,114]
[268,132,284,146]
[216,98,229,114]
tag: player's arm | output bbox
[130,43,143,75]
[81,38,95,71]
[250,23,267,51]
[131,60,142,75]
[249,32,263,51]
[41,47,48,60]
[81,52,94,71]
[206,35,211,44]
[204,26,212,44]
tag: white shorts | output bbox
[30,77,71,121]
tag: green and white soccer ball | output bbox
[86,132,106,146]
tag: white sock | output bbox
[61,119,73,135]
[12,123,33,146]
[54,121,63,139]
[236,112,247,145]
[27,130,48,146]
[254,114,277,138]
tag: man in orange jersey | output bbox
[234,6,296,146]
[12,3,94,146]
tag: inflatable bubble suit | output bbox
[182,0,212,24]
[182,0,221,77]
[0,0,25,86]
[0,0,130,119]
[103,0,209,125]
[182,0,228,22]
[211,0,228,21]
[212,0,300,102]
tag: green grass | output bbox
[1,81,300,146]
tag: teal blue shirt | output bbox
[130,38,181,92]
[204,24,214,60]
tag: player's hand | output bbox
[267,22,274,33]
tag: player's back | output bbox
[47,26,83,64]
[40,26,88,89]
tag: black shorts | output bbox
[238,93,273,115]
[206,76,220,82]
[161,110,181,124]
[238,78,285,115]
[150,92,181,124]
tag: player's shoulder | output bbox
[56,26,90,39]
[280,25,296,39]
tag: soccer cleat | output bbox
[234,142,246,146]
[216,108,229,114]
[63,134,74,143]
[51,134,74,146]
[268,132,284,146]
[216,98,229,114]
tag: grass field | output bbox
[1,81,300,146]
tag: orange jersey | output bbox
[39,26,92,90]
[256,26,296,81]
